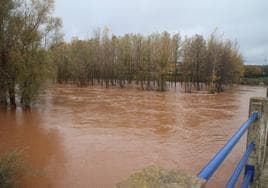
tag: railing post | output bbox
[247,97,268,187]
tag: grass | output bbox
[115,166,204,188]
[0,151,25,188]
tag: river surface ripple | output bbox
[0,85,265,188]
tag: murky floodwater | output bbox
[0,85,266,188]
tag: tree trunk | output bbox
[0,91,7,106]
[9,86,16,108]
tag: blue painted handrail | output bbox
[226,142,255,188]
[241,165,254,188]
[198,112,259,181]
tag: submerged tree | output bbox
[181,35,207,92]
[181,32,244,93]
[53,30,182,91]
[52,29,243,93]
[205,33,244,92]
[0,0,62,108]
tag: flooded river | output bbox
[0,85,266,188]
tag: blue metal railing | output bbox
[241,165,254,188]
[226,143,255,187]
[198,111,259,187]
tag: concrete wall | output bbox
[248,97,268,188]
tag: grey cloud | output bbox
[54,0,268,64]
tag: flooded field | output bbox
[0,85,265,188]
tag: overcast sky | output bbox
[54,0,268,65]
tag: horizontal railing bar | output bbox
[226,142,255,188]
[241,167,254,188]
[198,112,259,180]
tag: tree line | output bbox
[53,29,244,93]
[240,65,268,85]
[243,65,268,78]
[53,28,180,91]
[0,0,244,109]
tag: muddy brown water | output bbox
[0,85,266,188]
